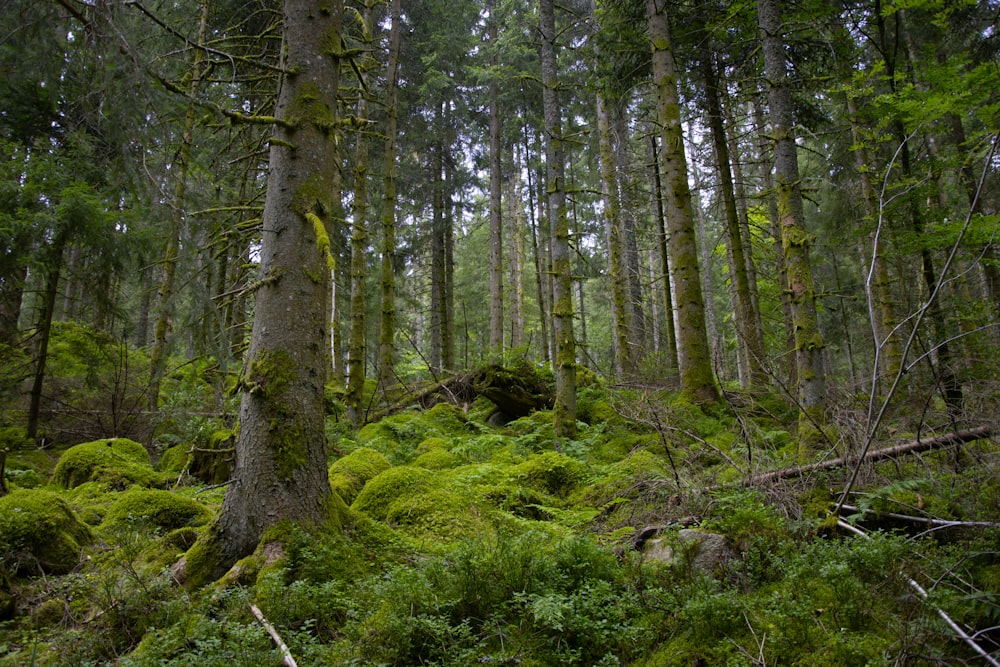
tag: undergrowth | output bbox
[0,377,998,665]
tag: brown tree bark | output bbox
[182,0,345,586]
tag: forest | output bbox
[0,0,998,663]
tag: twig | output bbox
[836,520,1000,667]
[839,505,1000,531]
[249,603,297,667]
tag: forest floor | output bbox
[1,374,999,666]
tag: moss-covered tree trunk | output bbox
[187,0,344,585]
[488,0,504,357]
[648,132,679,374]
[702,51,765,387]
[540,0,576,440]
[758,0,826,429]
[647,0,718,404]
[379,0,401,394]
[346,39,372,427]
[597,93,633,379]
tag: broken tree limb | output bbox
[839,505,1000,532]
[744,426,994,487]
[837,520,1000,667]
[250,603,297,667]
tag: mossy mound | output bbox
[412,448,461,470]
[51,438,160,490]
[156,444,190,475]
[329,447,392,504]
[351,466,486,545]
[357,403,470,465]
[100,488,212,533]
[513,451,587,498]
[0,489,93,575]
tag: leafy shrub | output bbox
[100,488,212,533]
[51,437,161,490]
[0,488,93,575]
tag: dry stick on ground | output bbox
[839,504,1000,533]
[837,519,1000,667]
[249,603,297,667]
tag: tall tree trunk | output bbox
[523,117,551,364]
[185,0,344,586]
[379,0,402,393]
[597,93,633,378]
[148,0,210,414]
[488,0,504,356]
[430,136,445,374]
[758,0,826,430]
[614,111,646,361]
[703,52,765,387]
[847,96,902,381]
[539,0,576,439]
[751,94,796,389]
[508,151,526,350]
[647,0,718,404]
[648,132,679,375]
[346,52,372,427]
[26,233,67,442]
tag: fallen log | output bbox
[744,426,994,487]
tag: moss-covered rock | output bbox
[329,447,392,504]
[513,451,587,498]
[101,488,212,533]
[0,489,93,575]
[156,443,190,475]
[412,448,461,470]
[351,466,435,520]
[51,438,160,490]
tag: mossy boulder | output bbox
[329,447,392,504]
[101,488,212,533]
[412,448,461,470]
[513,451,587,497]
[52,438,160,490]
[351,466,435,519]
[156,444,190,475]
[0,489,93,575]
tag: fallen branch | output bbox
[744,426,994,487]
[840,504,1000,532]
[249,603,297,667]
[837,520,1000,666]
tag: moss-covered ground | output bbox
[0,384,998,665]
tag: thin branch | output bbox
[249,603,297,667]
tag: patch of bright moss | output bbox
[351,466,435,519]
[51,438,160,490]
[328,447,392,504]
[0,489,93,575]
[101,487,212,533]
[156,443,190,475]
[412,448,461,470]
[513,451,587,498]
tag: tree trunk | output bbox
[379,0,402,393]
[488,0,504,356]
[539,0,576,439]
[703,51,765,386]
[346,41,372,427]
[597,93,633,378]
[758,0,826,430]
[185,0,344,586]
[648,132,679,375]
[647,0,718,404]
[148,0,210,414]
[430,135,446,374]
[26,234,67,442]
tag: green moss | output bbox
[351,466,435,519]
[51,438,160,490]
[413,448,461,470]
[156,443,190,474]
[101,488,212,533]
[328,447,392,504]
[179,525,223,589]
[513,451,587,498]
[0,489,93,575]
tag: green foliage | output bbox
[100,488,212,534]
[513,450,587,498]
[0,489,93,576]
[51,438,161,490]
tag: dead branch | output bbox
[744,426,994,487]
[250,603,297,667]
